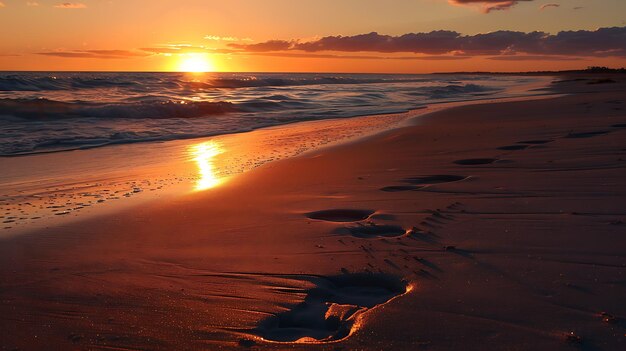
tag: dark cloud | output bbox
[37,50,149,59]
[487,55,582,61]
[244,52,471,61]
[448,0,534,13]
[229,40,293,52]
[140,45,468,61]
[229,27,626,58]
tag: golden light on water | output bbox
[190,141,224,190]
[177,53,215,73]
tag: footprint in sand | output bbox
[250,273,408,343]
[306,209,374,222]
[497,144,529,151]
[380,185,422,192]
[380,175,467,192]
[306,209,406,238]
[403,175,467,185]
[565,130,611,139]
[453,158,499,165]
[517,140,553,145]
[334,223,407,239]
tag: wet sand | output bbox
[1,77,625,350]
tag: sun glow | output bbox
[177,53,215,73]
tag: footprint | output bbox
[306,209,374,222]
[380,175,467,192]
[497,145,529,151]
[335,223,406,239]
[565,131,610,139]
[517,140,553,145]
[453,158,498,165]
[380,185,422,192]
[402,175,467,185]
[251,273,408,343]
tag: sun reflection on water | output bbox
[189,140,225,191]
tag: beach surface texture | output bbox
[1,76,625,350]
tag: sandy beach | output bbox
[1,76,625,351]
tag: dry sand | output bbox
[1,77,625,350]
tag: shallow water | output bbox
[0,72,554,235]
[0,72,546,156]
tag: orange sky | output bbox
[0,0,625,73]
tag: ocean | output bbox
[0,72,546,156]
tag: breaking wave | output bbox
[0,72,544,156]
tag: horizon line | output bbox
[0,67,624,75]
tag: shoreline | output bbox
[0,76,625,350]
[0,75,553,159]
[0,83,558,236]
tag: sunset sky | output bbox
[0,0,625,72]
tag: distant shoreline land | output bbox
[436,66,626,75]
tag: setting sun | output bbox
[177,53,215,73]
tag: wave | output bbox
[1,131,233,157]
[185,76,431,89]
[0,72,542,156]
[0,73,432,92]
[0,75,142,91]
[0,98,238,119]
[405,83,492,98]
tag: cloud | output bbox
[228,27,626,58]
[54,2,86,9]
[448,0,534,13]
[37,50,149,59]
[27,1,39,6]
[0,2,5,8]
[139,45,469,61]
[38,45,469,62]
[204,35,252,42]
[540,3,559,10]
[229,40,294,52]
[487,55,581,61]
[141,46,236,55]
[244,52,471,61]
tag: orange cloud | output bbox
[204,35,253,42]
[37,50,149,59]
[448,0,534,13]
[54,2,86,9]
[140,46,236,55]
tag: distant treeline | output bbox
[582,66,626,73]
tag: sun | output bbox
[177,53,215,73]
